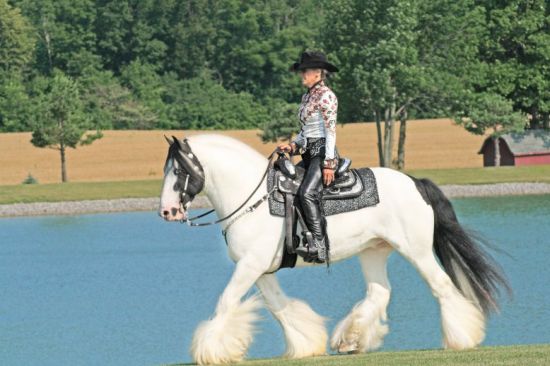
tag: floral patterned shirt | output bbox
[292,80,338,160]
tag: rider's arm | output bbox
[320,90,338,168]
[291,130,306,153]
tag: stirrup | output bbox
[296,235,326,263]
[295,231,313,260]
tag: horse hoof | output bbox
[338,342,358,353]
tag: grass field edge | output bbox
[162,344,550,366]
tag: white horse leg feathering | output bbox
[159,135,509,365]
[190,258,265,365]
[330,244,393,353]
[256,274,328,358]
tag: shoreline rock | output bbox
[1,183,549,218]
[440,182,550,198]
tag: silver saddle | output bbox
[273,155,363,201]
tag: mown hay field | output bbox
[0,119,486,185]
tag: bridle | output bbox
[173,165,192,210]
[166,136,205,212]
[165,136,278,230]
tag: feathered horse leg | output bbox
[190,258,264,365]
[256,274,328,358]
[331,245,393,353]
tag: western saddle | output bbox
[272,152,364,260]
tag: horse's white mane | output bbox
[187,134,268,166]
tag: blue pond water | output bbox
[1,195,549,366]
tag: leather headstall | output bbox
[166,136,205,209]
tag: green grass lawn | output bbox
[406,164,550,185]
[165,344,549,366]
[1,165,549,205]
[0,179,162,204]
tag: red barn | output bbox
[478,131,550,167]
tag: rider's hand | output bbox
[323,168,335,186]
[278,143,295,153]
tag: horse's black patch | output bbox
[267,167,380,217]
[407,175,431,206]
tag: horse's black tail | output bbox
[412,177,511,316]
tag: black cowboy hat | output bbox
[290,51,339,73]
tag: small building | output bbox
[478,131,550,166]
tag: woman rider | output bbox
[279,51,339,264]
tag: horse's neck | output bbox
[189,136,268,218]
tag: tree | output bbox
[119,59,165,128]
[324,0,422,168]
[0,0,35,132]
[164,70,269,130]
[414,0,486,115]
[31,72,102,182]
[0,0,35,73]
[323,0,492,169]
[446,1,548,159]
[455,93,527,166]
[478,0,550,130]
[208,0,322,102]
[155,0,217,79]
[14,0,100,76]
[260,99,299,143]
[0,73,33,131]
[95,0,169,74]
[79,69,158,130]
[4,0,327,133]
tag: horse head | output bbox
[159,136,205,221]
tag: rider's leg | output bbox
[296,155,327,262]
[299,155,324,238]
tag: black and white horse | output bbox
[159,135,509,365]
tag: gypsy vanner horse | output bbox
[159,134,509,365]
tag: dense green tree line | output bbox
[1,0,322,133]
[0,0,548,171]
[1,0,548,130]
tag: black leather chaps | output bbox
[297,138,326,240]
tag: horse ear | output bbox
[172,136,183,149]
[164,135,173,145]
[181,138,191,151]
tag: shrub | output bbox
[22,173,38,184]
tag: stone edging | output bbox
[440,182,550,198]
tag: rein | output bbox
[181,149,278,227]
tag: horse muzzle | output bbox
[159,206,187,222]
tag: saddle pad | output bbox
[267,167,380,217]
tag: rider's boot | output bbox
[295,154,328,263]
[296,235,326,263]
